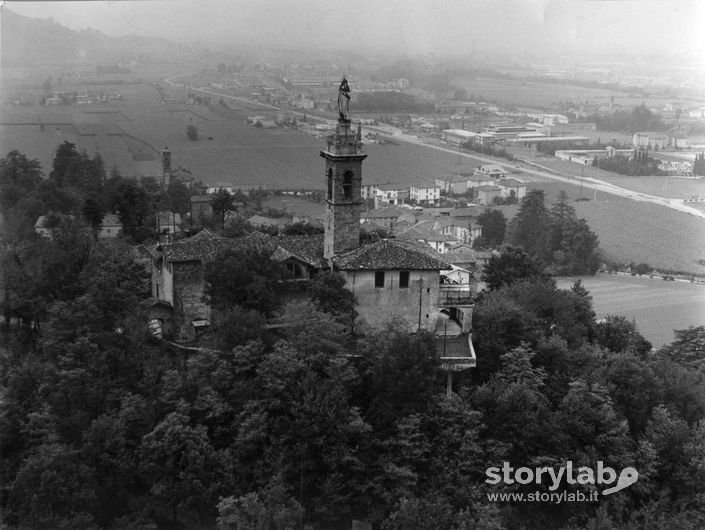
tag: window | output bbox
[286,262,304,279]
[399,271,409,288]
[343,170,353,200]
[375,271,385,288]
[327,168,333,200]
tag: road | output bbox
[165,74,705,219]
[388,130,705,219]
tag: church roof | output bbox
[273,234,325,268]
[333,238,451,271]
[162,230,273,263]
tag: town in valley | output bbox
[1,2,705,529]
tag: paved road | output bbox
[165,74,705,219]
[388,131,705,219]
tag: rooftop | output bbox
[273,234,325,268]
[161,230,273,263]
[333,238,451,271]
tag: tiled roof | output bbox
[162,230,274,263]
[273,234,325,268]
[444,251,478,266]
[333,238,451,271]
[397,226,432,241]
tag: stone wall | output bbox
[344,269,441,332]
[172,261,210,331]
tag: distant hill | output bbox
[1,8,190,67]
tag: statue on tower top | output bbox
[337,77,351,120]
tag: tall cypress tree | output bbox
[507,189,551,263]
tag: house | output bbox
[360,207,408,232]
[410,185,441,206]
[444,244,479,270]
[331,238,452,332]
[466,174,496,189]
[190,195,213,223]
[273,234,326,281]
[475,185,503,205]
[442,129,478,146]
[477,164,506,178]
[362,183,409,206]
[633,132,669,150]
[497,178,527,201]
[375,183,409,206]
[150,230,275,340]
[156,211,182,235]
[435,175,471,195]
[98,214,123,239]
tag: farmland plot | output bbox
[573,200,705,274]
[556,274,705,349]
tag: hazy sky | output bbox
[6,0,705,58]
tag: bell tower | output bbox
[321,118,366,260]
[322,78,366,260]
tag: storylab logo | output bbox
[485,461,639,503]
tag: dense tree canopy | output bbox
[474,208,506,248]
[506,190,600,275]
[1,151,703,529]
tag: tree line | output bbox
[2,149,705,528]
[475,190,601,275]
[2,209,705,528]
[0,144,195,243]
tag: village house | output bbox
[359,206,410,233]
[156,211,182,236]
[633,132,669,150]
[410,185,441,206]
[149,230,275,340]
[477,164,507,178]
[497,178,527,201]
[435,174,472,195]
[331,238,452,332]
[190,195,213,224]
[475,184,503,205]
[466,173,496,189]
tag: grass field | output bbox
[453,77,704,111]
[2,77,705,275]
[573,200,705,274]
[556,274,705,348]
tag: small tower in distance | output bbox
[322,79,366,260]
[161,147,171,189]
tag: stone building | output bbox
[332,238,451,332]
[149,230,274,340]
[148,114,475,345]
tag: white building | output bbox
[410,185,441,206]
[497,178,527,201]
[442,129,479,146]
